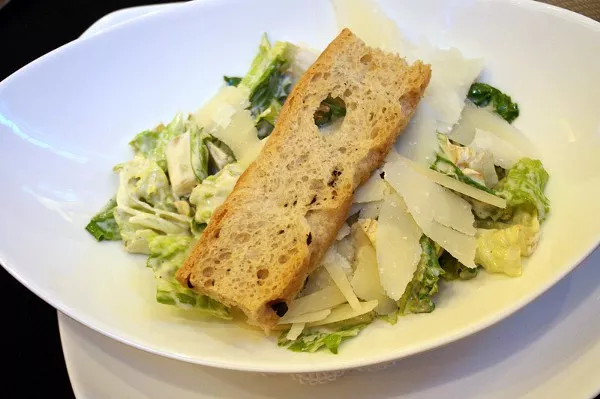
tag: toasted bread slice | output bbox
[176,28,431,330]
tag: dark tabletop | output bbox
[1,1,599,398]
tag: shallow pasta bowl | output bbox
[1,0,599,373]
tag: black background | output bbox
[1,0,599,398]
[0,1,181,397]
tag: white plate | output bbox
[2,0,600,373]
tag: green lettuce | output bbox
[189,162,243,225]
[439,252,478,281]
[238,34,294,137]
[495,158,550,222]
[313,96,347,128]
[278,324,368,354]
[398,236,445,314]
[85,197,121,241]
[467,82,520,123]
[146,235,231,318]
[113,157,190,253]
[129,113,192,171]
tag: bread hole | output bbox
[306,232,312,246]
[360,54,372,64]
[186,278,194,289]
[323,72,331,80]
[257,269,269,279]
[269,300,288,317]
[314,95,346,129]
[278,229,285,235]
[309,195,317,205]
[368,112,375,122]
[278,254,289,264]
[204,279,215,287]
[213,228,221,239]
[202,267,214,277]
[349,102,357,111]
[344,88,352,97]
[328,168,343,187]
[311,73,322,82]
[339,147,347,153]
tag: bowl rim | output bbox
[1,0,600,373]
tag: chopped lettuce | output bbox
[238,34,294,137]
[434,134,498,190]
[113,157,190,253]
[397,236,445,314]
[439,251,478,281]
[206,137,236,172]
[85,197,121,241]
[189,162,243,225]
[189,126,210,183]
[278,324,368,354]
[129,113,193,171]
[474,209,541,277]
[146,235,231,318]
[223,76,242,87]
[495,158,550,221]
[467,82,520,123]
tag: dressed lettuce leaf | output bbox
[439,251,478,281]
[467,82,520,123]
[129,113,194,171]
[189,162,243,225]
[278,324,368,354]
[146,235,231,318]
[85,197,121,241]
[397,236,445,314]
[495,158,550,221]
[113,156,191,253]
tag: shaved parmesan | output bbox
[405,157,507,208]
[351,228,398,315]
[336,223,351,240]
[354,173,385,203]
[211,110,264,168]
[286,286,347,318]
[384,157,477,235]
[356,218,377,246]
[308,300,379,327]
[395,102,439,165]
[193,85,250,132]
[278,309,331,325]
[286,323,305,340]
[324,261,362,311]
[449,104,537,157]
[471,128,524,169]
[359,200,383,219]
[415,217,477,268]
[376,192,422,300]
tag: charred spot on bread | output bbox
[306,232,313,246]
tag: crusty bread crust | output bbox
[176,28,431,330]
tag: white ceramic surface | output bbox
[2,0,600,373]
[60,248,600,398]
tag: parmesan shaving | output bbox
[324,262,362,311]
[351,228,398,315]
[278,309,331,325]
[211,110,264,168]
[405,157,507,208]
[376,192,422,300]
[286,286,347,318]
[415,216,477,268]
[471,128,524,169]
[193,85,250,132]
[358,200,383,219]
[336,223,351,240]
[353,173,385,203]
[308,300,379,327]
[384,157,477,235]
[286,323,305,340]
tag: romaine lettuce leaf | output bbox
[397,236,445,314]
[496,158,550,221]
[146,235,231,318]
[85,197,121,241]
[189,162,243,225]
[113,157,190,253]
[467,82,520,123]
[278,324,368,354]
[439,251,478,281]
[129,113,192,171]
[475,226,524,277]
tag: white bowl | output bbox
[1,0,599,373]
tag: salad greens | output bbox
[467,82,520,123]
[86,32,551,355]
[278,324,368,354]
[85,197,121,241]
[397,237,445,314]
